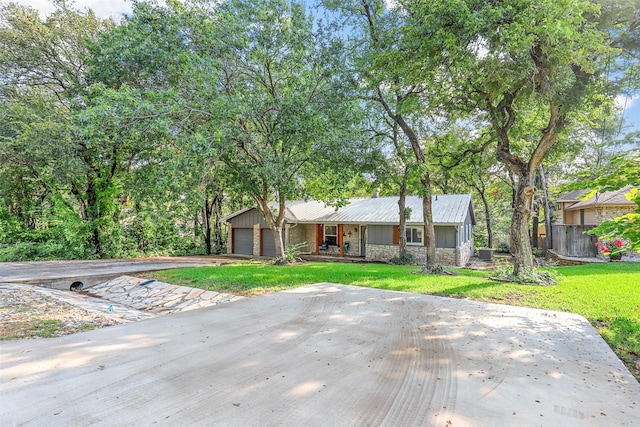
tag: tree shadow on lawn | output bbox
[425,280,507,298]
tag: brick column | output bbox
[253,224,261,256]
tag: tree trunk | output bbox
[510,177,535,276]
[475,184,493,248]
[270,225,285,258]
[539,164,553,250]
[376,88,436,269]
[203,197,212,255]
[531,196,540,249]
[421,171,437,269]
[86,178,102,258]
[397,169,408,259]
[213,191,224,254]
[508,171,517,209]
[490,94,566,276]
[256,194,286,259]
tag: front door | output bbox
[360,226,367,257]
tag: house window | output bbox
[406,227,423,245]
[324,225,337,246]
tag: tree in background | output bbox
[0,2,115,258]
[87,1,231,256]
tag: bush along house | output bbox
[223,194,475,267]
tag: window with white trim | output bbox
[324,225,337,246]
[406,227,423,245]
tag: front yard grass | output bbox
[148,261,640,380]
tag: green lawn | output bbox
[148,261,640,379]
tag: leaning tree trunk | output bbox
[256,193,286,259]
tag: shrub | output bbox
[494,241,511,253]
[389,252,415,265]
[273,242,307,265]
[493,262,557,286]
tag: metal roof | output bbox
[226,194,474,225]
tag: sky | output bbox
[15,0,640,136]
[18,0,133,19]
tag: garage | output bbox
[232,228,253,255]
[261,229,276,257]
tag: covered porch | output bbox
[287,223,364,258]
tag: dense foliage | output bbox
[1,0,638,272]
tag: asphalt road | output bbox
[2,283,639,426]
[0,256,234,289]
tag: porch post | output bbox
[315,224,323,255]
[338,224,344,257]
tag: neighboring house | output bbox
[554,185,638,226]
[551,185,638,258]
[223,194,475,267]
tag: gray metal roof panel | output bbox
[289,195,472,225]
[227,194,473,225]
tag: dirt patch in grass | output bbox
[0,285,117,340]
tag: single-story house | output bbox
[223,194,475,266]
[554,185,638,226]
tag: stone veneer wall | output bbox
[366,243,472,267]
[366,244,402,263]
[287,224,316,253]
[435,248,456,266]
[594,206,635,223]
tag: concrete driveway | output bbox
[0,256,237,289]
[1,283,639,426]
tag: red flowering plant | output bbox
[595,238,627,257]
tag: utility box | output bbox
[479,248,493,261]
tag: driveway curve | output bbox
[0,256,240,289]
[1,283,639,426]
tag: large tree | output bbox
[392,0,612,275]
[181,0,367,258]
[93,0,369,259]
[323,0,442,268]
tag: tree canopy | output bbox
[0,0,637,273]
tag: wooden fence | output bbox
[551,225,598,257]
